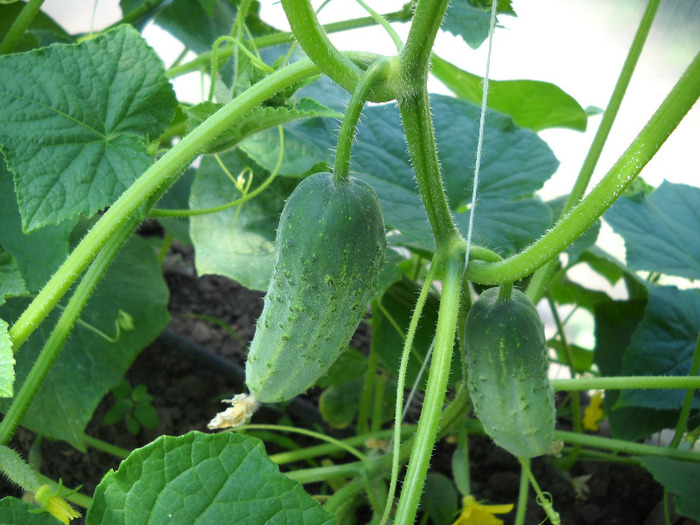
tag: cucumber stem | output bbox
[393,250,463,524]
[467,50,700,285]
[497,282,514,301]
[334,59,395,184]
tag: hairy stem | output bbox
[398,89,462,248]
[526,0,661,303]
[394,250,463,524]
[468,50,700,285]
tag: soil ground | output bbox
[1,242,692,525]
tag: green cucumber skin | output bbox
[245,172,386,403]
[464,287,555,458]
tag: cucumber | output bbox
[464,286,555,458]
[245,172,386,403]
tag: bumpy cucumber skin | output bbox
[245,172,386,403]
[464,287,555,458]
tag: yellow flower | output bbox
[582,392,605,431]
[452,495,514,525]
[33,484,81,524]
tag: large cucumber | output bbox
[245,172,386,403]
[464,286,556,458]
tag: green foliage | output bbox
[605,181,700,279]
[0,1,698,523]
[88,432,335,524]
[0,237,170,449]
[103,380,159,435]
[431,55,588,131]
[0,26,177,231]
[637,457,700,519]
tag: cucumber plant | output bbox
[0,1,699,524]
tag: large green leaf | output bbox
[431,55,587,131]
[155,0,237,53]
[593,297,679,441]
[353,95,558,252]
[637,457,700,520]
[0,318,13,398]
[189,150,298,291]
[238,93,557,255]
[604,181,700,280]
[0,25,176,231]
[0,497,60,525]
[0,162,75,291]
[0,237,170,449]
[87,432,335,524]
[617,285,700,410]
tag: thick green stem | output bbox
[398,0,450,90]
[551,376,700,391]
[394,251,463,524]
[280,0,368,98]
[0,0,45,54]
[556,430,700,463]
[398,90,462,248]
[0,219,135,446]
[526,0,661,303]
[334,59,394,183]
[468,51,700,285]
[8,59,320,352]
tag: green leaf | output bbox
[549,276,611,313]
[604,181,700,280]
[441,1,514,49]
[240,118,335,177]
[617,285,700,410]
[0,2,72,52]
[353,95,558,252]
[319,378,363,429]
[0,497,60,525]
[420,473,458,525]
[133,401,159,429]
[637,457,700,520]
[315,347,367,389]
[0,236,170,449]
[186,98,342,155]
[453,198,552,255]
[87,432,335,524]
[548,340,594,374]
[0,248,27,306]
[155,0,237,53]
[593,297,679,441]
[189,150,298,291]
[0,318,13,398]
[431,55,587,131]
[0,25,177,231]
[0,163,75,291]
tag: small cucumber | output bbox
[245,172,386,403]
[464,286,555,458]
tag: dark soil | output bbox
[1,242,691,525]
